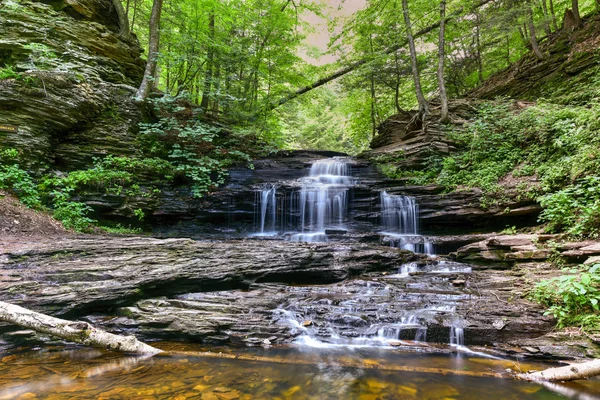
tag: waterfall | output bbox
[381,191,418,234]
[296,159,352,239]
[255,184,277,235]
[450,326,464,346]
[254,157,354,242]
[380,191,434,254]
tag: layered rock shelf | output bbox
[0,235,566,355]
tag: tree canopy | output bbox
[124,0,599,153]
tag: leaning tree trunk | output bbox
[136,0,164,101]
[527,3,545,60]
[0,301,161,354]
[572,0,582,26]
[519,359,600,382]
[402,0,429,118]
[437,0,450,124]
[112,0,130,37]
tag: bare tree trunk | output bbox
[0,301,161,355]
[437,0,450,124]
[131,0,138,31]
[519,359,600,382]
[402,0,429,117]
[549,0,558,30]
[211,61,221,115]
[527,4,545,60]
[136,0,164,100]
[541,0,553,36]
[112,0,130,37]
[368,34,378,137]
[572,0,582,26]
[266,0,495,112]
[475,13,483,82]
[200,11,215,111]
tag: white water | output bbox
[257,184,277,234]
[380,191,435,254]
[255,158,355,242]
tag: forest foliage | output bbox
[120,0,599,150]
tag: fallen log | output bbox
[518,359,600,381]
[0,300,161,355]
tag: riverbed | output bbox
[2,343,600,399]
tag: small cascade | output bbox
[450,326,465,346]
[380,191,434,254]
[256,184,277,235]
[381,191,418,234]
[253,157,355,242]
[294,159,352,242]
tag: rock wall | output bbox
[0,0,144,170]
[367,99,476,168]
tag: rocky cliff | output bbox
[0,0,144,170]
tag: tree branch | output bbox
[266,0,495,111]
[0,300,161,355]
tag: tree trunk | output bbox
[0,301,161,355]
[131,0,138,31]
[135,0,164,101]
[437,0,449,124]
[527,4,545,60]
[475,13,483,82]
[266,0,494,112]
[541,0,553,36]
[112,0,130,37]
[572,0,582,26]
[519,359,600,382]
[211,61,221,115]
[402,0,429,117]
[549,0,558,31]
[200,11,215,111]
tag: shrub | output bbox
[538,176,600,236]
[532,264,600,330]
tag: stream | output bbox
[2,344,600,399]
[2,157,600,399]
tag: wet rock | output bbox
[458,235,600,266]
[0,236,415,316]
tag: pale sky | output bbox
[301,0,366,65]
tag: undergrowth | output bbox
[0,95,256,232]
[532,264,600,331]
[376,98,600,236]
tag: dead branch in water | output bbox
[0,301,161,355]
[518,359,600,382]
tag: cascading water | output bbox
[450,326,465,346]
[255,184,277,235]
[249,158,477,352]
[254,157,354,242]
[292,159,352,242]
[380,191,434,254]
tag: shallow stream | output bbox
[1,343,600,399]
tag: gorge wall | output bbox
[0,0,144,170]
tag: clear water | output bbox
[1,344,599,399]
